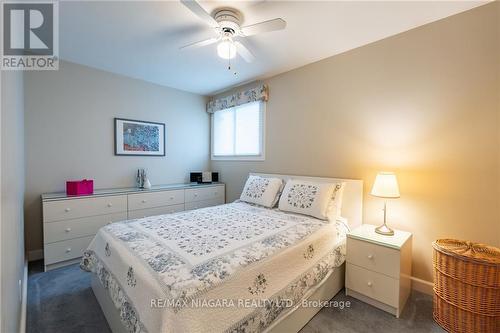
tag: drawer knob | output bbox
[64,208,71,212]
[65,248,72,253]
[169,196,174,200]
[367,281,373,287]
[367,254,374,260]
[65,228,71,232]
[194,193,198,197]
[107,203,113,207]
[142,200,147,203]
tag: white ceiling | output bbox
[60,1,487,95]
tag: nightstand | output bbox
[345,224,412,318]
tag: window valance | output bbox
[207,84,269,113]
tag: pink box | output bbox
[66,179,94,196]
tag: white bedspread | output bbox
[81,202,348,333]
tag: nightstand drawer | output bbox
[346,263,399,307]
[347,237,400,278]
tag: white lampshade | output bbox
[217,40,236,59]
[370,172,400,198]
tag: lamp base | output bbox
[375,224,395,236]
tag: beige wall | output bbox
[212,3,500,283]
[24,61,209,253]
[1,71,25,332]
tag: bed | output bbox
[81,173,363,333]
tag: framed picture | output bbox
[114,118,165,156]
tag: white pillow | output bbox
[278,180,343,220]
[326,182,346,220]
[240,175,283,208]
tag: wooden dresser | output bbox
[42,183,225,271]
[346,224,412,318]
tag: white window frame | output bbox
[210,101,266,161]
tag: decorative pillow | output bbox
[278,180,343,220]
[240,175,284,208]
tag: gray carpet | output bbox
[28,261,444,333]
[298,289,445,333]
[27,261,111,333]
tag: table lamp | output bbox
[370,172,400,236]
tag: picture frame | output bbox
[114,118,165,156]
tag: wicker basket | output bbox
[432,239,500,333]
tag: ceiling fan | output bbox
[179,0,287,63]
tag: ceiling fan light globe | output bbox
[217,41,237,59]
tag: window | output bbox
[211,101,265,160]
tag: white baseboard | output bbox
[411,276,433,295]
[27,249,43,262]
[19,260,27,333]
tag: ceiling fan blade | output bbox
[235,41,255,63]
[180,0,219,28]
[241,18,286,37]
[180,37,219,50]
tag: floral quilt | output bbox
[81,201,348,333]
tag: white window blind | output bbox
[212,101,265,160]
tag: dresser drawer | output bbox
[185,186,224,203]
[43,212,127,244]
[346,263,399,307]
[185,198,224,210]
[43,195,127,222]
[44,235,95,265]
[128,190,184,211]
[128,204,184,219]
[347,237,400,278]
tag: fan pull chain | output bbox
[227,58,238,76]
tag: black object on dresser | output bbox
[190,172,219,183]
